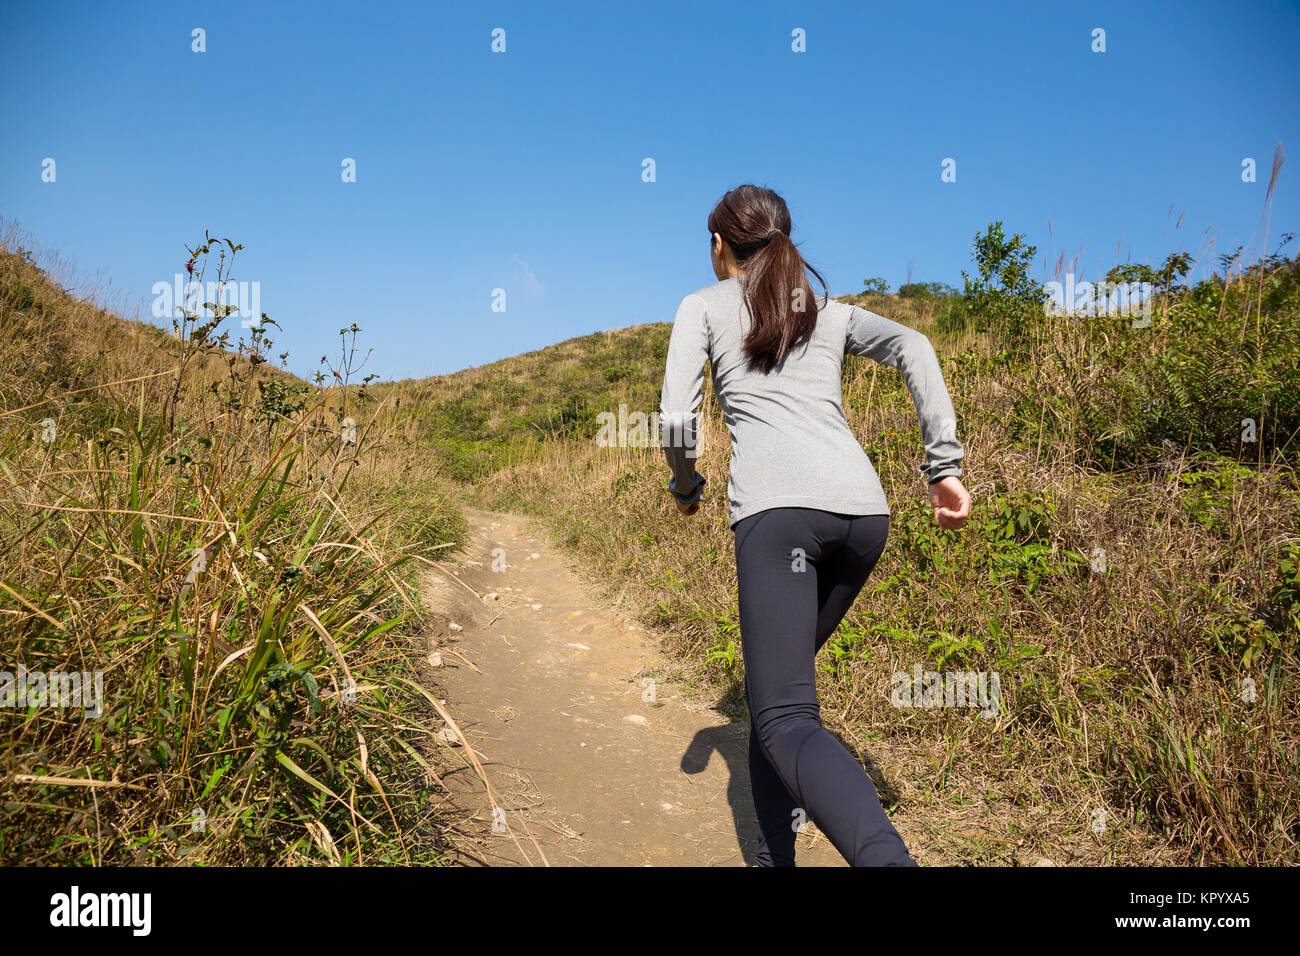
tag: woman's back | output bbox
[660,276,964,529]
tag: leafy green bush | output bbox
[898,281,958,298]
[961,221,1044,342]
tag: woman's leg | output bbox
[746,698,800,866]
[745,510,882,867]
[735,508,914,867]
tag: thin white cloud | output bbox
[513,254,544,299]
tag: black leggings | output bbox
[733,507,915,867]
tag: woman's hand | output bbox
[928,476,971,530]
[675,497,701,517]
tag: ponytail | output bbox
[707,184,828,373]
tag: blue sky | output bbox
[2,0,1297,381]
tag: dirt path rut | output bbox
[420,508,847,867]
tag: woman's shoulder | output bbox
[682,276,742,306]
[813,295,856,331]
[814,293,854,315]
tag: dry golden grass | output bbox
[0,228,472,865]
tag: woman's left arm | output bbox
[659,294,710,508]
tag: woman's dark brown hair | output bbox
[707,184,829,373]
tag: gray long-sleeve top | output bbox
[659,276,965,529]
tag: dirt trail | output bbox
[420,508,848,867]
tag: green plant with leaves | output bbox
[898,281,958,298]
[961,221,1044,341]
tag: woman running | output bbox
[659,184,971,867]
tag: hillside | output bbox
[4,223,1298,867]
[0,244,304,412]
[372,323,672,481]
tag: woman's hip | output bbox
[733,507,889,569]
